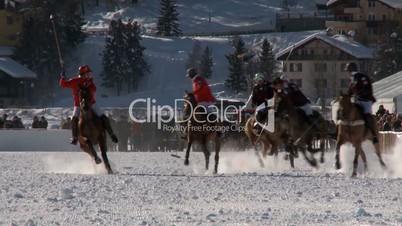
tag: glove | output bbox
[60,68,66,79]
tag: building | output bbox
[276,33,374,102]
[325,0,402,45]
[0,48,37,108]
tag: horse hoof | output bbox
[184,160,189,166]
[320,158,325,164]
[334,162,341,170]
[94,158,102,164]
[107,170,114,174]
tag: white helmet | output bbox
[280,74,290,82]
[254,73,265,81]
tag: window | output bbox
[283,63,287,72]
[368,28,377,35]
[290,79,302,88]
[314,63,327,72]
[368,14,375,21]
[314,79,327,88]
[382,15,386,21]
[6,15,13,25]
[355,0,361,7]
[368,1,375,8]
[340,79,349,88]
[289,63,302,72]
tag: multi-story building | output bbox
[276,33,374,103]
[325,0,402,45]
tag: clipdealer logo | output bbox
[128,98,245,132]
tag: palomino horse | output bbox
[335,93,386,177]
[78,87,113,174]
[182,91,222,174]
[244,107,296,168]
[274,93,327,167]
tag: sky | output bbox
[1,1,402,225]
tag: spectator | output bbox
[2,114,12,128]
[131,118,143,152]
[62,117,72,129]
[376,105,387,118]
[39,116,48,129]
[382,116,392,131]
[392,114,402,132]
[116,115,131,152]
[12,116,24,129]
[32,116,40,128]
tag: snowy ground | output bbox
[1,140,402,225]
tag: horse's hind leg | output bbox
[373,143,386,169]
[214,137,221,174]
[100,136,113,174]
[184,140,192,166]
[351,147,360,177]
[334,138,345,170]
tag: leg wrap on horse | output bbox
[364,114,379,144]
[70,116,79,145]
[100,115,118,143]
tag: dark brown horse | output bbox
[244,109,296,168]
[274,93,327,167]
[335,92,386,177]
[182,91,222,174]
[78,87,113,174]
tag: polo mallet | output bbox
[50,14,63,67]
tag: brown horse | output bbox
[244,109,296,168]
[78,87,113,174]
[274,93,327,167]
[182,91,222,174]
[334,93,386,177]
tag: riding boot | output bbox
[70,116,79,145]
[363,114,379,144]
[254,110,266,134]
[100,115,118,143]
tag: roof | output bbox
[327,0,402,8]
[373,70,402,99]
[0,46,15,56]
[276,33,374,60]
[0,57,37,79]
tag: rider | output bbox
[250,72,274,133]
[59,65,118,145]
[345,62,379,144]
[186,67,216,117]
[272,74,316,127]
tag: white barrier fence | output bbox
[0,129,80,152]
[0,129,400,152]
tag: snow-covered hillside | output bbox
[56,0,325,107]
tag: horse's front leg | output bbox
[300,146,317,168]
[334,137,345,170]
[319,137,325,164]
[200,139,210,171]
[84,138,102,164]
[184,140,192,166]
[99,135,113,174]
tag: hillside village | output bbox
[0,0,402,113]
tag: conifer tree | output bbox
[198,46,213,79]
[374,33,402,81]
[156,0,182,36]
[258,38,277,81]
[225,38,248,94]
[101,19,150,95]
[185,40,201,70]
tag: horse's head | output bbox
[183,90,197,119]
[337,91,354,119]
[274,91,290,115]
[79,86,91,111]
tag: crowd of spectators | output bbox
[0,113,48,129]
[375,105,402,132]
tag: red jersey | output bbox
[192,75,215,103]
[59,76,96,106]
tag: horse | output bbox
[78,87,113,174]
[334,92,386,177]
[182,91,222,174]
[244,107,296,168]
[274,93,327,167]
